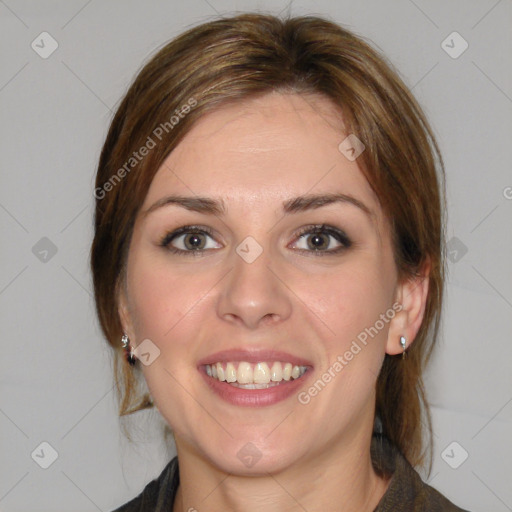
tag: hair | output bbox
[90,13,446,474]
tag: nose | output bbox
[216,244,293,330]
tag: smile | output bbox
[199,350,313,407]
[205,361,308,388]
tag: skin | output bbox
[118,92,429,512]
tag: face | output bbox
[119,92,410,475]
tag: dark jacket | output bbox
[112,434,469,511]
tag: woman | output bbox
[91,13,470,512]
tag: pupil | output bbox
[309,234,327,250]
[186,234,204,249]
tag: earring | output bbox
[399,335,407,360]
[121,333,136,366]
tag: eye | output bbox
[159,225,222,254]
[159,224,351,256]
[290,224,352,254]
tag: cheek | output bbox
[127,256,211,425]
[127,252,206,341]
[299,262,394,348]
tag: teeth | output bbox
[205,361,307,386]
[225,362,237,383]
[270,362,282,381]
[237,362,253,384]
[216,362,225,382]
[230,382,281,389]
[253,362,270,384]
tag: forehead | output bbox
[142,92,384,227]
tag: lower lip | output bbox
[200,368,312,407]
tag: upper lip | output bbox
[198,349,313,367]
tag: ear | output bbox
[117,281,136,341]
[386,258,431,355]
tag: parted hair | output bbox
[90,13,446,474]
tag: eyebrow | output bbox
[142,193,374,220]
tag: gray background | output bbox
[1,1,511,511]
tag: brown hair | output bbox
[90,13,445,474]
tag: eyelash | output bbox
[158,224,352,257]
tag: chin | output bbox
[194,429,308,476]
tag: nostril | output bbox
[261,313,279,325]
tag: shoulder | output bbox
[371,434,470,512]
[111,457,179,512]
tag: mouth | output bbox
[198,350,313,407]
[205,361,307,389]
[204,361,308,389]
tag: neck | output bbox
[172,428,390,512]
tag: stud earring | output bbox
[121,333,136,366]
[399,335,407,360]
